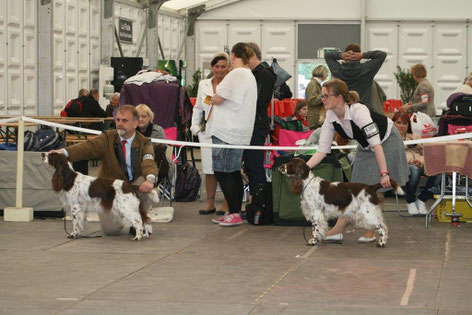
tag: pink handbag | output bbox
[278,129,314,148]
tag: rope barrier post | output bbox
[4,116,34,222]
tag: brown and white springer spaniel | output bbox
[279,158,404,247]
[42,152,158,240]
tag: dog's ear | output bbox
[295,159,310,180]
[51,171,64,191]
[290,177,304,195]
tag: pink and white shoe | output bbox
[219,214,242,227]
[211,214,228,224]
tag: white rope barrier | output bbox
[0,117,20,124]
[3,116,472,152]
[21,116,102,135]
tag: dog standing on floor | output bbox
[42,152,158,240]
[279,158,404,247]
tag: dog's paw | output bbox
[67,233,79,239]
[307,238,319,246]
[376,241,386,248]
[131,235,142,241]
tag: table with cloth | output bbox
[423,140,472,227]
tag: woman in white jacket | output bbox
[191,53,229,215]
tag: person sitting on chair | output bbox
[135,104,169,185]
[392,111,440,215]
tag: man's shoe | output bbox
[199,208,216,215]
[358,236,376,243]
[407,202,419,215]
[416,199,428,215]
[219,214,243,227]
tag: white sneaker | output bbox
[416,199,428,215]
[407,202,419,215]
[324,233,343,241]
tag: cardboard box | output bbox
[437,198,472,222]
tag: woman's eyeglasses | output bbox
[321,94,336,100]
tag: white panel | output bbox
[7,0,21,27]
[53,0,65,113]
[65,0,77,35]
[53,73,65,114]
[261,21,295,92]
[398,22,432,69]
[179,18,186,59]
[78,0,89,36]
[195,21,228,71]
[366,21,399,99]
[23,69,36,113]
[65,0,78,100]
[170,18,180,59]
[53,0,65,32]
[228,21,260,48]
[469,21,472,76]
[432,22,467,109]
[0,1,6,114]
[7,0,23,115]
[53,34,64,71]
[78,37,89,72]
[23,0,36,115]
[65,38,77,72]
[162,16,171,59]
[23,0,35,30]
[89,0,100,85]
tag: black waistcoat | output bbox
[332,106,388,149]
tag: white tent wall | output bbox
[194,0,472,111]
[0,0,37,117]
[0,0,185,117]
[38,0,101,116]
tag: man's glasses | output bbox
[321,94,336,100]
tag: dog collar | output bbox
[302,176,316,194]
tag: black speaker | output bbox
[111,57,143,92]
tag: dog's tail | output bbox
[371,179,404,195]
[147,188,160,204]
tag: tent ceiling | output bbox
[162,0,241,12]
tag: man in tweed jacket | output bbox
[58,105,158,193]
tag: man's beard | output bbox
[117,128,126,136]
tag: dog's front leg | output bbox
[308,214,325,246]
[68,205,86,239]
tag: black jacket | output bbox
[252,61,277,130]
[325,50,386,109]
[80,95,107,118]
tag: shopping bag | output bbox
[410,112,438,138]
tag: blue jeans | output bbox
[403,165,441,203]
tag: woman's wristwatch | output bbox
[380,171,390,178]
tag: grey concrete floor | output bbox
[1,196,472,315]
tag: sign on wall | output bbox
[118,18,133,44]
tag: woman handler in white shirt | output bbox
[306,79,409,243]
[207,42,258,227]
[191,53,229,215]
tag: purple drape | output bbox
[119,80,193,129]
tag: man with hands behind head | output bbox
[324,43,386,110]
